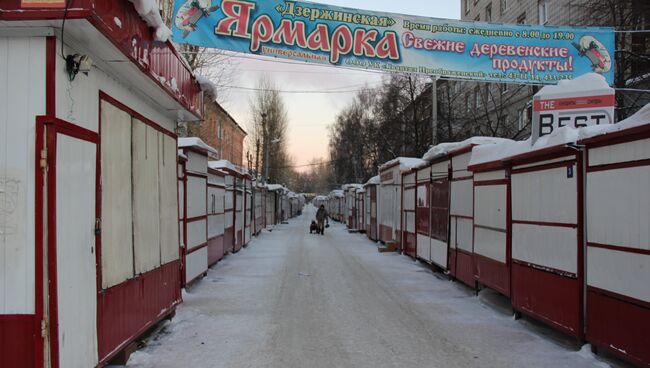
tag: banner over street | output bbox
[172,0,615,85]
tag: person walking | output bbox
[315,205,329,235]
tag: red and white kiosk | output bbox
[343,184,362,230]
[207,167,227,266]
[378,158,425,251]
[415,152,451,268]
[355,189,365,233]
[401,169,417,258]
[244,174,253,246]
[579,106,650,366]
[468,142,515,297]
[178,138,218,286]
[0,1,203,367]
[364,176,380,241]
[266,184,286,226]
[254,182,266,235]
[209,160,243,253]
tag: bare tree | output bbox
[571,0,650,119]
[158,0,237,104]
[246,76,293,184]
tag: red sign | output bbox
[533,95,616,112]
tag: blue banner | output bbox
[172,0,615,85]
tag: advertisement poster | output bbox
[172,0,615,85]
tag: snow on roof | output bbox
[266,184,285,192]
[468,140,529,168]
[330,190,345,198]
[535,73,612,97]
[469,103,650,168]
[177,150,187,160]
[379,157,427,171]
[342,184,364,191]
[208,160,239,173]
[578,102,650,141]
[178,137,218,156]
[314,195,329,201]
[365,175,380,186]
[196,75,218,101]
[422,137,513,163]
[128,0,172,42]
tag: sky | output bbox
[216,1,461,172]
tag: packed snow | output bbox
[534,73,613,96]
[126,207,614,368]
[469,103,650,167]
[379,157,427,171]
[266,184,287,192]
[365,175,380,185]
[178,137,218,156]
[128,0,172,42]
[422,137,513,163]
[342,184,364,190]
[209,160,240,173]
[195,75,219,101]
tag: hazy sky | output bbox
[218,1,461,172]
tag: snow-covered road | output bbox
[127,205,612,368]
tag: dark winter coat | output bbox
[316,207,329,221]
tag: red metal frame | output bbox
[430,174,451,269]
[586,287,650,366]
[401,172,417,258]
[96,92,182,362]
[181,155,209,283]
[472,173,511,297]
[368,185,378,241]
[44,117,100,368]
[207,171,226,266]
[509,151,584,340]
[581,130,650,366]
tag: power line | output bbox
[269,159,339,169]
[214,84,374,94]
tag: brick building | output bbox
[187,92,247,166]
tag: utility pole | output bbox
[431,76,439,146]
[254,138,260,180]
[262,112,269,183]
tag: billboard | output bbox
[531,75,615,142]
[172,0,615,85]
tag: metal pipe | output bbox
[431,76,439,146]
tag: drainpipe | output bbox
[567,142,587,342]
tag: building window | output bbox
[465,94,470,113]
[538,0,548,24]
[475,14,481,22]
[501,82,509,94]
[500,115,509,130]
[465,0,471,14]
[486,3,492,22]
[475,86,481,108]
[517,12,527,24]
[500,0,508,15]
